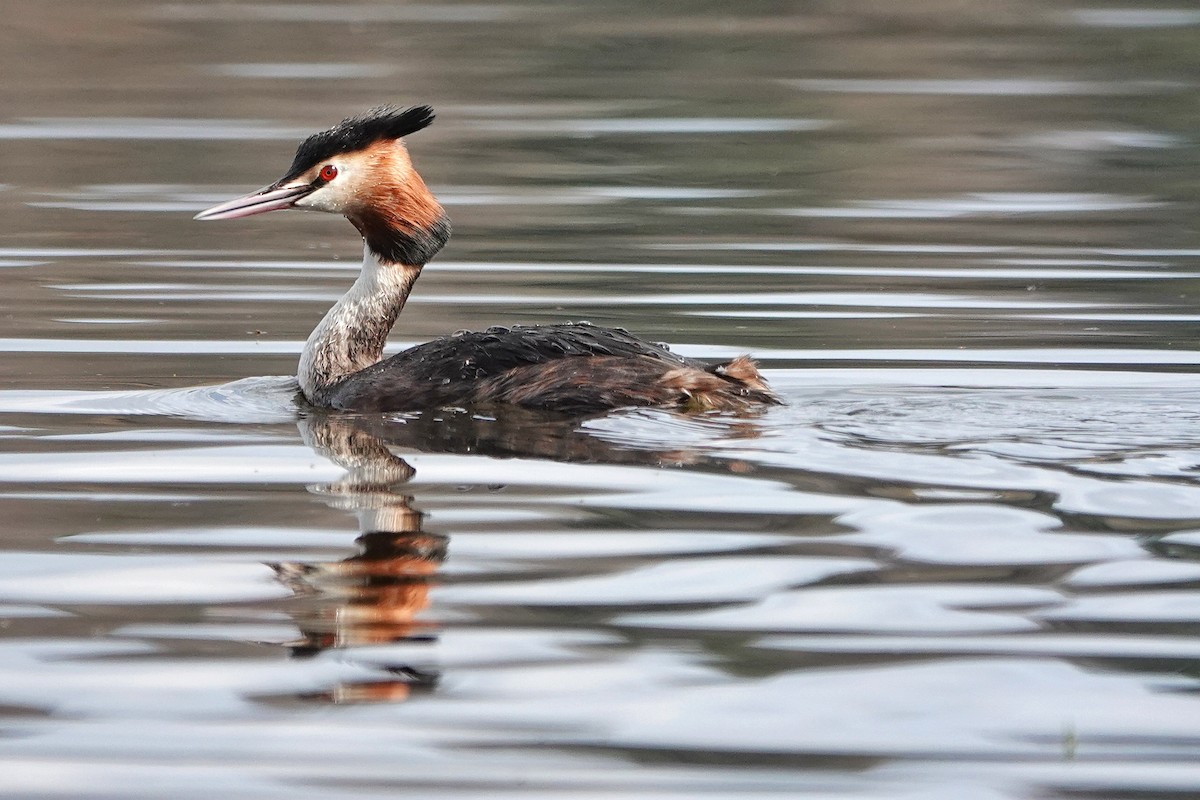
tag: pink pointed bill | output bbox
[193,183,314,221]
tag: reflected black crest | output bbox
[284,105,436,179]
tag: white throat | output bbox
[298,243,420,404]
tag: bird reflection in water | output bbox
[274,406,767,704]
[273,412,442,704]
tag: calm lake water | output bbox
[4,1,1200,797]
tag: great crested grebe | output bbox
[195,105,779,414]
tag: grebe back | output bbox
[195,106,779,414]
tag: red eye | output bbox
[318,164,338,181]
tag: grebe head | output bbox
[195,105,449,266]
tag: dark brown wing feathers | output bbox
[323,322,779,413]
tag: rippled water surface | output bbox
[4,2,1200,798]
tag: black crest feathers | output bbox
[284,105,436,179]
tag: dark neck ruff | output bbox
[353,212,451,267]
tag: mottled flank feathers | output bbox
[317,322,780,414]
[480,353,778,414]
[661,355,778,413]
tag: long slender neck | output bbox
[298,243,421,404]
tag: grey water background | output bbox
[3,1,1200,797]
